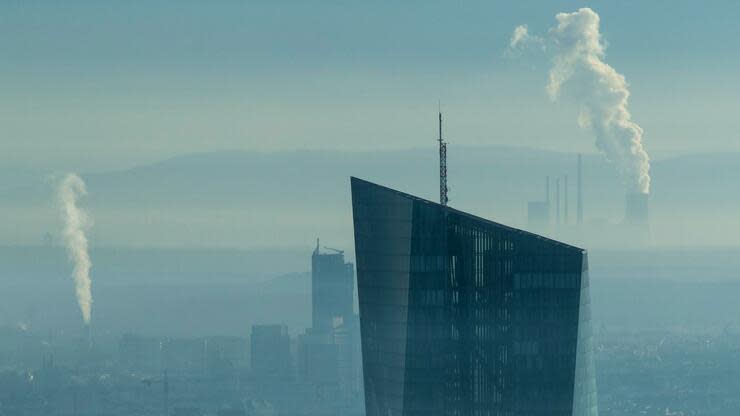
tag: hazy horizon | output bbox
[3,3,740,416]
[2,1,740,173]
[3,145,740,250]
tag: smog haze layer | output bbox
[2,2,740,416]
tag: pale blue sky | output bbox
[2,0,739,171]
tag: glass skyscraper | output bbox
[311,242,355,332]
[351,177,597,416]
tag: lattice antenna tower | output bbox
[439,110,449,206]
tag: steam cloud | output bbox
[510,25,530,49]
[58,173,93,324]
[509,25,542,51]
[512,8,651,194]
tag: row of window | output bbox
[513,272,580,289]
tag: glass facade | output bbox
[351,177,597,416]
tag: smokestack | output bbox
[555,178,560,225]
[545,176,551,226]
[625,192,649,225]
[85,323,93,350]
[577,154,583,225]
[564,175,569,225]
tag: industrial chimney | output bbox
[545,176,550,222]
[564,175,569,225]
[555,178,560,225]
[624,192,649,225]
[577,154,583,225]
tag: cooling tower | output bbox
[624,192,649,225]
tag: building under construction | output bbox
[311,240,355,331]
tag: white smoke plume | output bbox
[57,173,93,324]
[510,25,530,49]
[512,8,651,193]
[506,24,545,57]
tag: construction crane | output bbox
[323,246,344,255]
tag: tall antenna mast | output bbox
[439,109,449,206]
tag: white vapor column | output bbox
[548,8,650,193]
[58,173,93,324]
[512,8,651,194]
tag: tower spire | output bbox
[439,110,448,206]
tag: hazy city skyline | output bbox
[2,3,740,415]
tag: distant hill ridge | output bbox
[2,146,740,248]
[7,146,740,203]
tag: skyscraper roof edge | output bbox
[349,176,584,252]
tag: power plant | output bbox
[564,174,569,224]
[527,154,651,249]
[555,177,561,224]
[527,154,586,231]
[625,192,649,225]
[577,154,584,225]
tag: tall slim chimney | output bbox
[555,178,561,225]
[577,154,583,225]
[545,176,550,224]
[625,192,649,225]
[85,323,92,349]
[564,175,569,225]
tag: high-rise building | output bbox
[298,242,363,407]
[297,328,340,385]
[311,242,355,332]
[250,325,291,381]
[351,177,598,416]
[334,313,363,397]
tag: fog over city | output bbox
[2,2,740,416]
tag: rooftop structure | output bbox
[311,241,355,332]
